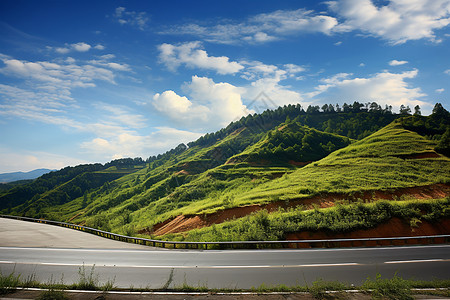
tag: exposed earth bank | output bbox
[145,184,450,237]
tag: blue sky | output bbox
[0,0,449,172]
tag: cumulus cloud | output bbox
[389,59,408,66]
[153,76,248,129]
[158,42,244,75]
[52,42,97,54]
[72,42,91,52]
[307,69,430,111]
[94,44,105,50]
[113,6,149,30]
[244,72,304,108]
[327,0,450,44]
[436,88,445,93]
[445,69,450,75]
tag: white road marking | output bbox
[296,263,360,267]
[41,262,89,266]
[384,259,444,264]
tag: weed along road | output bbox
[1,218,450,289]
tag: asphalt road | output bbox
[0,217,149,249]
[1,218,449,289]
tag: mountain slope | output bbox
[160,121,450,241]
[1,104,448,241]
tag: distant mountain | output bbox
[0,169,54,183]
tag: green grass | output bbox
[10,119,449,239]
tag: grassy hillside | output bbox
[230,121,449,206]
[1,104,449,241]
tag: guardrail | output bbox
[2,214,449,249]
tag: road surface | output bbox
[1,218,449,289]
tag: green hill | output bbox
[1,103,449,241]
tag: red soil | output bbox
[286,218,450,247]
[174,170,189,175]
[148,183,450,236]
[288,160,311,166]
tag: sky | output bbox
[0,0,449,173]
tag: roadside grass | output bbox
[35,289,68,300]
[2,268,448,299]
[362,273,413,300]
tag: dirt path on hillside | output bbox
[145,183,450,236]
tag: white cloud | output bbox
[389,59,408,66]
[436,88,445,93]
[244,71,304,108]
[284,64,306,76]
[80,127,203,162]
[161,9,339,44]
[94,44,105,50]
[93,103,147,129]
[55,47,70,54]
[327,0,450,44]
[359,63,366,67]
[244,32,278,43]
[445,69,450,75]
[160,1,450,45]
[0,54,116,87]
[89,55,131,72]
[153,90,209,122]
[153,76,248,129]
[113,6,149,30]
[0,54,129,130]
[51,42,95,54]
[307,69,430,111]
[72,42,91,52]
[240,61,306,81]
[158,42,244,75]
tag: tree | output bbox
[306,105,320,114]
[352,101,364,112]
[328,104,335,113]
[399,105,411,115]
[369,102,381,112]
[414,105,421,116]
[432,103,448,116]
